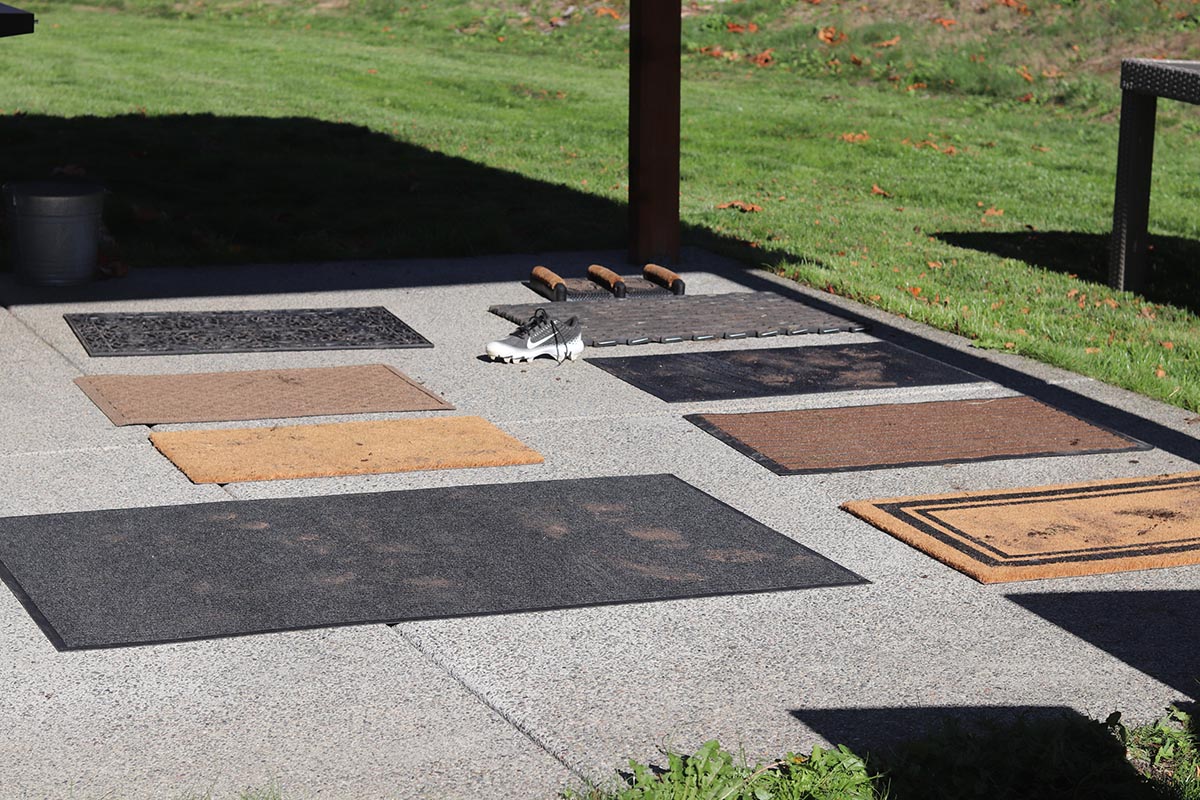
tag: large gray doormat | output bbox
[489,292,868,346]
[587,342,981,403]
[64,307,432,356]
[0,474,865,649]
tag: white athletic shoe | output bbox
[486,309,584,363]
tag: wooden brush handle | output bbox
[587,264,627,298]
[530,266,568,301]
[644,263,685,295]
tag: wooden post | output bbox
[628,0,681,265]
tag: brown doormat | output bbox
[842,472,1200,583]
[686,397,1148,474]
[150,416,542,484]
[75,364,452,426]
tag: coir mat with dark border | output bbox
[0,474,866,649]
[686,396,1149,474]
[587,342,981,403]
[842,471,1200,583]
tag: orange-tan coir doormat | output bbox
[842,471,1200,583]
[150,416,543,483]
[75,364,452,425]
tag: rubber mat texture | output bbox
[843,472,1200,583]
[150,416,542,483]
[64,307,432,356]
[490,292,867,346]
[76,364,452,426]
[687,397,1148,474]
[0,474,867,649]
[588,342,981,403]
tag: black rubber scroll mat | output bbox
[490,292,867,346]
[64,306,432,356]
[0,474,865,649]
[587,342,982,403]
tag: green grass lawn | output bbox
[2,2,1199,414]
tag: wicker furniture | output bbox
[0,2,33,37]
[1109,58,1200,291]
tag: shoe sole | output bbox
[488,340,583,363]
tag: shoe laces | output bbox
[518,308,574,360]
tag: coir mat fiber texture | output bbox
[686,397,1148,474]
[76,364,452,426]
[587,342,980,403]
[64,306,432,356]
[150,416,541,483]
[0,474,867,649]
[842,472,1200,583]
[490,292,867,346]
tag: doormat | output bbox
[76,364,452,426]
[0,474,867,649]
[64,307,432,356]
[842,472,1200,583]
[686,397,1148,474]
[150,416,542,484]
[587,342,981,403]
[489,292,867,346]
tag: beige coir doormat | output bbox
[150,416,542,483]
[76,364,452,426]
[842,472,1200,583]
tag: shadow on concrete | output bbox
[1007,590,1200,701]
[793,705,1169,799]
[935,230,1200,315]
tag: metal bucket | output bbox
[4,180,106,286]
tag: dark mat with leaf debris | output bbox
[0,474,865,649]
[587,342,982,403]
[489,292,868,346]
[64,306,432,356]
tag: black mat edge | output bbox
[63,306,434,357]
[2,473,869,651]
[0,553,69,651]
[684,403,1154,476]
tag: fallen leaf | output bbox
[818,26,847,45]
[871,183,892,197]
[933,17,956,28]
[840,131,870,143]
[873,35,901,47]
[1162,341,1175,349]
[982,206,1004,216]
[595,6,619,18]
[1085,347,1101,354]
[1017,66,1034,82]
[1156,365,1167,378]
[727,21,746,33]
[1018,92,1034,103]
[716,200,763,212]
[749,48,775,67]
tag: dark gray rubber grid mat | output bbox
[0,474,865,650]
[587,342,983,403]
[490,292,867,346]
[64,306,432,356]
[525,275,669,301]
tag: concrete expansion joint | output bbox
[391,626,594,784]
[6,310,91,374]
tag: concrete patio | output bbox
[0,247,1196,799]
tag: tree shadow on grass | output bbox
[934,230,1200,314]
[793,705,1170,799]
[0,112,628,273]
